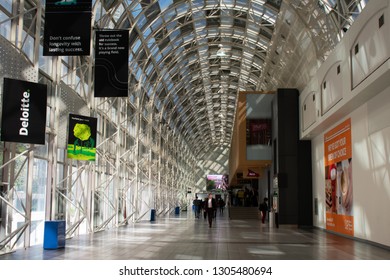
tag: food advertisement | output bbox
[324,118,353,236]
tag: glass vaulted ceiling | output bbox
[93,0,368,158]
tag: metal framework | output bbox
[0,0,368,254]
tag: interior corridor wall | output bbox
[258,171,269,203]
[312,85,390,247]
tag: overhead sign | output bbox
[247,169,259,177]
[206,174,228,191]
[94,30,129,97]
[43,0,92,56]
[1,78,47,144]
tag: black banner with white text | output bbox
[1,78,47,144]
[94,30,129,97]
[43,0,92,56]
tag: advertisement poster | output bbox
[1,78,47,144]
[43,0,92,56]
[206,174,228,191]
[94,30,129,97]
[246,119,272,145]
[67,114,97,161]
[324,118,353,236]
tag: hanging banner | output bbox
[94,30,129,97]
[67,114,97,161]
[43,0,92,56]
[324,118,353,236]
[1,78,47,144]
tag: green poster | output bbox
[67,114,97,161]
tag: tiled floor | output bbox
[1,210,390,260]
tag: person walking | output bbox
[259,197,269,224]
[205,193,217,228]
[219,199,225,215]
[193,196,201,218]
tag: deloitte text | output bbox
[19,90,31,136]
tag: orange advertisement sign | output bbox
[326,213,354,235]
[324,118,353,236]
[324,118,352,166]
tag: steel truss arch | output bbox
[0,0,370,254]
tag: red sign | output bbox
[247,169,259,177]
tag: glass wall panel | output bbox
[0,10,11,39]
[30,158,47,246]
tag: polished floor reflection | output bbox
[1,210,390,260]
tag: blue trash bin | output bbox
[175,206,180,215]
[43,220,66,250]
[150,209,156,221]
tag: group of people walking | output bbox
[193,193,270,226]
[193,193,225,228]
